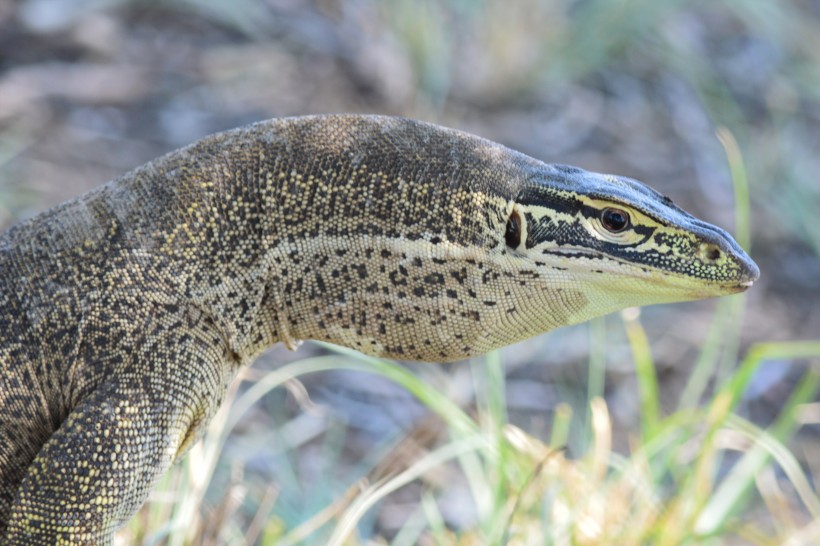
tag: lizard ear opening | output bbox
[505,207,524,250]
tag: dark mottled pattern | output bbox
[0,115,758,544]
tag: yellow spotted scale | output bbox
[0,115,758,544]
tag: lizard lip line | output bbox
[541,247,755,289]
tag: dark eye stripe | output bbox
[520,203,660,251]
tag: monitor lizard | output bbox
[0,114,759,544]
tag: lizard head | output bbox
[481,163,759,342]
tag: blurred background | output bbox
[1,0,819,544]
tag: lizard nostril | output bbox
[700,243,722,263]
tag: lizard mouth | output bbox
[540,247,757,294]
[722,281,753,294]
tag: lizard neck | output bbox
[144,116,537,362]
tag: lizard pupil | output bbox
[601,207,630,233]
[505,209,522,249]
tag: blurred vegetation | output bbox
[1,0,820,544]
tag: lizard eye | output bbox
[505,208,522,249]
[601,207,630,233]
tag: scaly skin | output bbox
[0,115,758,544]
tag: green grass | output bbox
[123,331,820,545]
